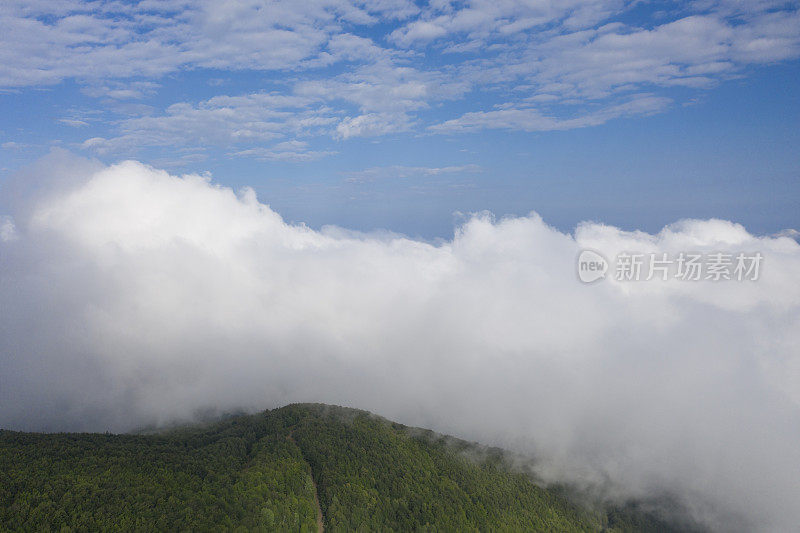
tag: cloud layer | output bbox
[3,1,799,159]
[1,154,799,531]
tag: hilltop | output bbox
[0,404,700,532]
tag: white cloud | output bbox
[1,155,800,530]
[58,118,90,127]
[520,12,800,99]
[451,7,800,108]
[83,64,464,149]
[296,59,469,114]
[1,141,27,149]
[312,32,399,65]
[389,0,624,47]
[295,58,469,138]
[390,20,448,46]
[81,81,161,100]
[335,112,414,139]
[149,152,209,169]
[430,94,671,133]
[0,216,16,241]
[2,1,798,143]
[81,92,338,158]
[344,164,483,183]
[0,0,417,87]
[231,141,336,162]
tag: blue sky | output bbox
[1,0,799,238]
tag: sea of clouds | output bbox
[1,151,799,531]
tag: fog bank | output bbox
[1,153,799,531]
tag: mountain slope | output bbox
[0,404,696,532]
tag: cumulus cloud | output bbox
[1,154,800,531]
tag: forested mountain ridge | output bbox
[0,404,700,532]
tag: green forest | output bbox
[0,404,700,532]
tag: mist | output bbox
[1,152,799,531]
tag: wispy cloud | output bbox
[344,164,483,183]
[3,1,799,154]
[0,0,418,87]
[80,92,338,159]
[81,81,161,100]
[389,0,620,47]
[232,141,336,162]
[430,94,671,133]
[58,118,90,127]
[1,141,28,150]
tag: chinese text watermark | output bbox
[578,251,762,283]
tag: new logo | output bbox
[577,250,608,283]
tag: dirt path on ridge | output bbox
[287,429,324,533]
